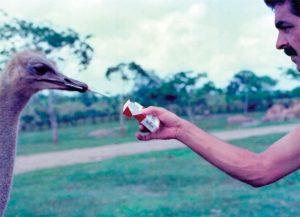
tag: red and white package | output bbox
[123,99,160,133]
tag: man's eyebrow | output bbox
[275,21,289,29]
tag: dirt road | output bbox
[14,123,299,175]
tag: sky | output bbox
[0,0,298,95]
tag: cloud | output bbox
[0,0,296,94]
[134,3,207,72]
[83,2,209,93]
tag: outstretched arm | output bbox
[136,106,300,187]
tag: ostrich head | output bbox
[0,50,90,217]
[2,50,88,96]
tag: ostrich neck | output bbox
[0,81,32,217]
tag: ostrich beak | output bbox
[60,76,89,93]
[36,73,89,93]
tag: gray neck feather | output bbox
[0,79,32,217]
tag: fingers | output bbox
[142,106,165,116]
[136,132,153,141]
[136,106,171,141]
[139,124,149,133]
[137,124,152,140]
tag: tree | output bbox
[168,71,207,122]
[79,92,98,107]
[282,67,300,81]
[226,70,277,113]
[131,70,162,106]
[0,12,93,143]
[105,62,151,134]
[194,81,224,114]
[281,67,300,102]
[137,71,206,120]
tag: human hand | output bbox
[136,106,186,141]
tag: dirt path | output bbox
[14,123,299,175]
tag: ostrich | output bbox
[0,50,88,216]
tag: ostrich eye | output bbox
[32,63,52,75]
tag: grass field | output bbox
[17,112,300,155]
[17,119,139,155]
[7,132,300,217]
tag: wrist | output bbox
[175,119,191,141]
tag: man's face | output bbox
[275,2,300,71]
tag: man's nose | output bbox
[276,32,288,49]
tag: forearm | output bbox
[140,107,300,186]
[176,120,269,187]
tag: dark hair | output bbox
[264,0,300,16]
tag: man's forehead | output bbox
[275,2,289,17]
[274,2,298,24]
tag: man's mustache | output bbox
[284,46,297,56]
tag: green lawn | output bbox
[17,112,300,155]
[17,119,140,155]
[7,132,300,217]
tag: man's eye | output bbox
[281,26,292,33]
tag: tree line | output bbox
[19,68,300,132]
